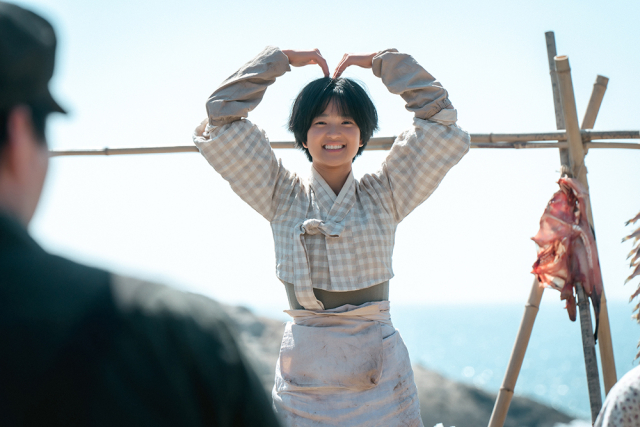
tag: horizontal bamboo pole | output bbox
[48,140,640,157]
[471,130,639,143]
[587,142,640,149]
[50,146,201,157]
[48,130,640,157]
[471,142,640,149]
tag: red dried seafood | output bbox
[532,177,603,335]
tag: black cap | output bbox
[0,2,65,113]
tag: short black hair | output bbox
[288,77,378,162]
[0,104,49,154]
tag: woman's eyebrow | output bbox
[316,113,353,119]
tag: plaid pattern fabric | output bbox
[194,117,469,309]
[194,47,470,309]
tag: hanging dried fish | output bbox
[622,211,640,359]
[532,177,603,337]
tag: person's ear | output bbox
[302,142,308,148]
[0,105,48,226]
[4,106,37,175]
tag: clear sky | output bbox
[15,0,640,314]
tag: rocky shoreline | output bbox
[223,305,576,427]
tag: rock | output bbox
[223,305,576,427]
[413,365,574,427]
[222,305,284,387]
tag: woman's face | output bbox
[304,100,362,172]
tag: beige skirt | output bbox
[272,301,423,427]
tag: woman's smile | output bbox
[304,101,362,172]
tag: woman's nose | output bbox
[326,124,340,136]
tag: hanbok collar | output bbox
[309,166,356,219]
[292,167,357,310]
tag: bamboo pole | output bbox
[555,55,616,402]
[545,31,570,167]
[48,131,640,157]
[49,146,202,156]
[556,55,589,184]
[586,142,640,149]
[471,130,638,143]
[488,279,544,427]
[582,75,609,155]
[577,74,618,397]
[471,142,640,150]
[487,38,571,426]
[487,38,622,427]
[582,75,609,131]
[576,283,603,422]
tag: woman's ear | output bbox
[359,140,363,147]
[302,142,308,148]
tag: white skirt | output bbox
[272,301,423,427]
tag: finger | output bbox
[332,55,346,78]
[314,49,330,77]
[333,55,351,79]
[317,56,330,77]
[336,54,351,78]
[195,118,208,136]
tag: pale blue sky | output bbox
[14,0,639,314]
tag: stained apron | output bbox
[272,301,423,427]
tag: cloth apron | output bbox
[272,301,423,427]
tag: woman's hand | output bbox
[282,49,330,77]
[195,118,208,136]
[333,53,377,78]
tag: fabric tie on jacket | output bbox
[292,218,347,310]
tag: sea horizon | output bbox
[249,299,638,422]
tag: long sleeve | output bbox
[194,47,299,222]
[206,46,291,126]
[364,49,470,223]
[372,48,452,120]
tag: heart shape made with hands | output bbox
[281,49,378,79]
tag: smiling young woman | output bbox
[289,75,376,194]
[304,101,361,171]
[194,46,470,426]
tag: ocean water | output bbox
[254,297,638,422]
[391,299,638,422]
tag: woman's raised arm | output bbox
[205,47,290,126]
[361,49,470,223]
[196,47,327,222]
[206,47,328,126]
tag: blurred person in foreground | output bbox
[0,2,280,426]
[594,364,640,426]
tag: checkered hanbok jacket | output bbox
[194,47,470,309]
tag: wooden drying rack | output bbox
[49,31,639,426]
